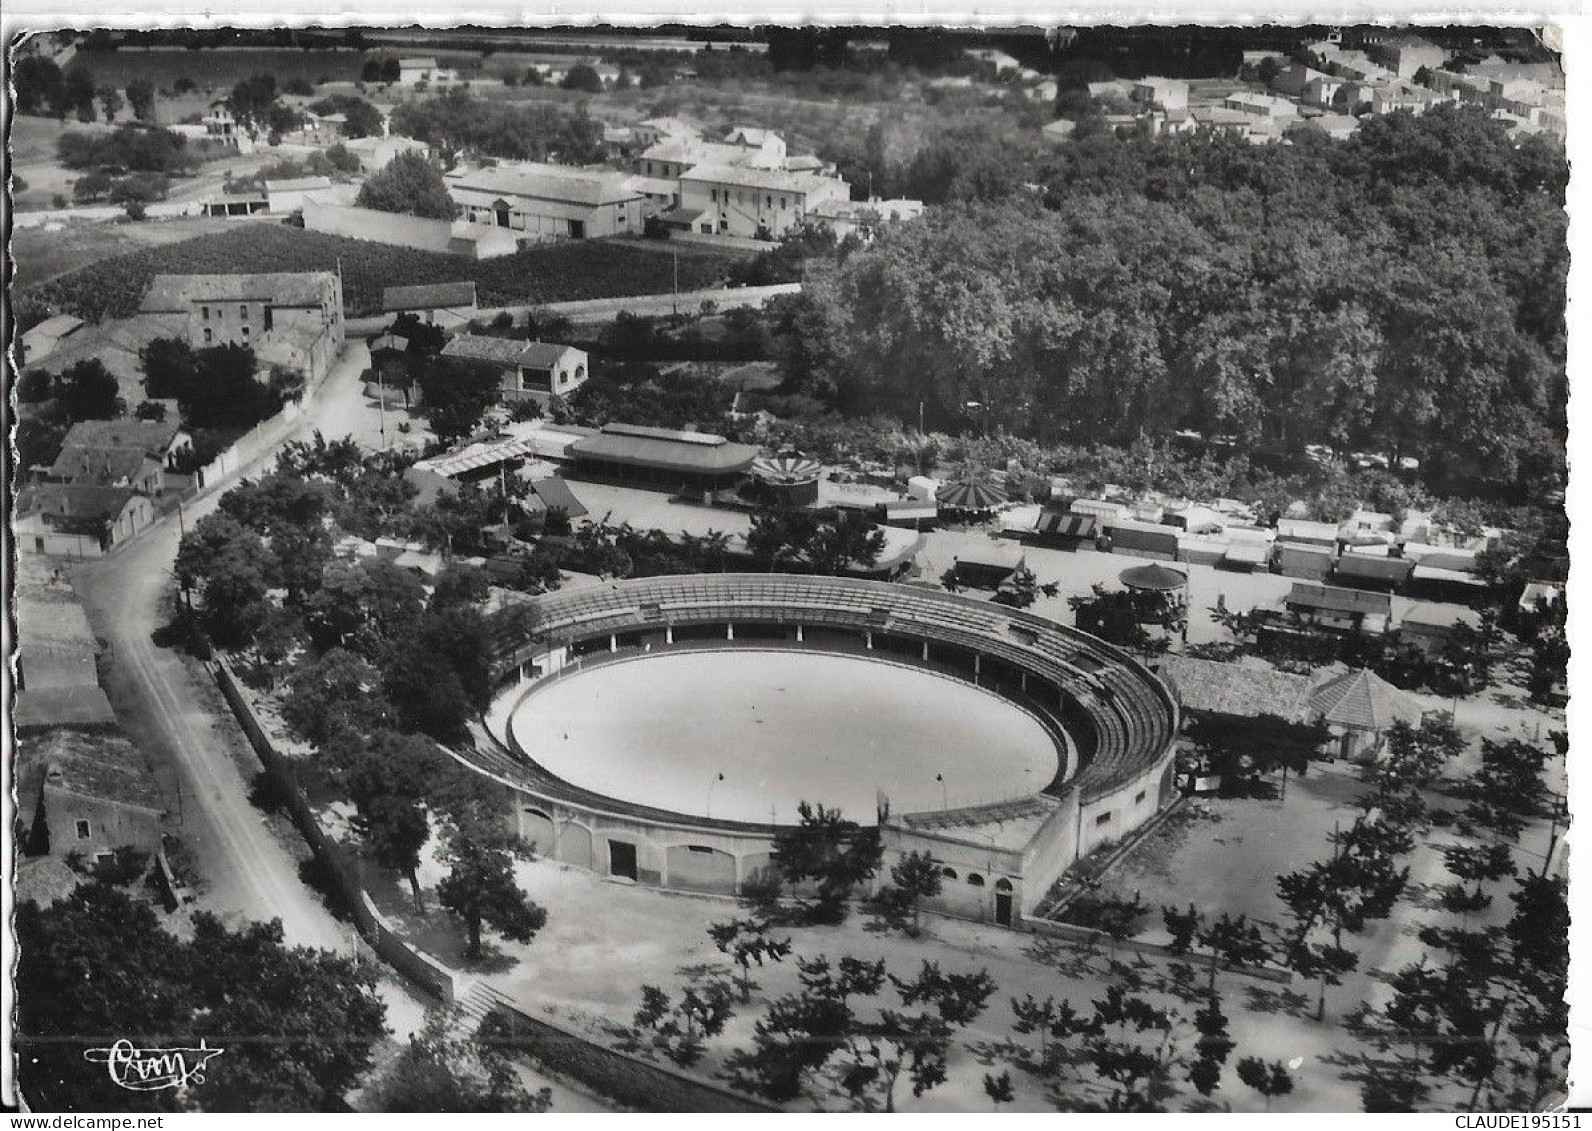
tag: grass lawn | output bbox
[23,224,751,321]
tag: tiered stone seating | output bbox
[485,574,1178,819]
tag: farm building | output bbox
[14,557,101,696]
[447,163,646,240]
[20,314,85,364]
[15,485,156,558]
[566,422,760,498]
[806,197,925,239]
[139,271,345,384]
[340,135,431,172]
[16,729,164,860]
[398,57,460,86]
[675,164,850,240]
[265,175,336,212]
[382,281,480,329]
[438,336,589,407]
[199,191,269,217]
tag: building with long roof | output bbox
[446,162,646,240]
[567,422,760,497]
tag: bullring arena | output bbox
[469,574,1179,928]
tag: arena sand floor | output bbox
[510,649,1061,825]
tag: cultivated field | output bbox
[68,46,371,89]
[22,224,752,320]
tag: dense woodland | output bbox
[777,106,1565,502]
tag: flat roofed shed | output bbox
[383,281,478,311]
[1285,582,1391,617]
[569,422,760,475]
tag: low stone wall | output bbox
[487,1001,776,1113]
[209,658,461,1001]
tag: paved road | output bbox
[344,282,802,337]
[71,342,377,952]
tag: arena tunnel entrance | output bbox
[609,839,638,881]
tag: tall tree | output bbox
[125,78,155,121]
[54,358,123,420]
[436,819,547,960]
[770,802,883,924]
[355,150,459,219]
[371,1008,551,1112]
[18,883,387,1112]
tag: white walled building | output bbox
[677,164,850,239]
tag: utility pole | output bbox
[672,248,680,317]
[377,364,388,451]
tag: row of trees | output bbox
[389,90,605,165]
[174,437,550,963]
[57,123,206,174]
[778,107,1565,500]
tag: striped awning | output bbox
[1036,510,1097,538]
[751,455,822,486]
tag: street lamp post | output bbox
[936,772,948,810]
[707,772,724,818]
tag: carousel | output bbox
[1118,562,1190,626]
[936,475,1009,518]
[750,454,823,507]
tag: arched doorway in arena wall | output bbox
[522,808,556,856]
[561,822,594,870]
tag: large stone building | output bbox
[676,165,851,239]
[139,271,345,384]
[446,163,646,240]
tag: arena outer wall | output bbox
[462,574,1179,928]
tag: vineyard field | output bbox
[69,47,371,90]
[23,224,749,321]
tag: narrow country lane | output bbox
[71,340,377,952]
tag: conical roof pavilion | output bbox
[1308,667,1425,732]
